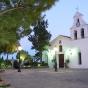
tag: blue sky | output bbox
[20,0,88,55]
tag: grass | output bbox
[0,84,11,88]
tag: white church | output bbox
[42,11,88,69]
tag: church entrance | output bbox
[59,54,64,68]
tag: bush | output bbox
[13,60,19,69]
[4,59,12,68]
[23,60,30,66]
[32,62,38,66]
[64,59,70,68]
[41,61,48,66]
[0,58,5,69]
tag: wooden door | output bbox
[59,54,64,68]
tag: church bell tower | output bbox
[70,11,88,40]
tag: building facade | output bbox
[43,11,88,69]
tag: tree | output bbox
[0,0,58,54]
[16,50,32,61]
[16,50,33,67]
[28,15,51,62]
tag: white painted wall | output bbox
[65,38,88,68]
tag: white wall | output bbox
[65,38,88,68]
[48,35,88,69]
[70,25,88,40]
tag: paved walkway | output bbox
[1,69,88,88]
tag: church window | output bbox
[59,45,62,52]
[76,19,80,27]
[59,40,62,44]
[78,52,82,65]
[74,30,77,40]
[81,28,85,38]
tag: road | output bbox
[1,69,88,88]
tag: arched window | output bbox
[78,52,82,65]
[59,40,62,44]
[76,19,80,27]
[74,30,77,40]
[81,28,85,38]
[59,45,62,52]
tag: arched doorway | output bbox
[58,54,64,68]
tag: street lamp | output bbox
[17,46,22,72]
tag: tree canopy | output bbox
[0,0,58,53]
[28,15,51,62]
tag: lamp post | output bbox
[17,46,22,72]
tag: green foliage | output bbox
[0,58,12,69]
[0,41,19,54]
[28,16,51,62]
[65,59,70,64]
[29,16,51,51]
[23,53,33,67]
[16,50,32,61]
[0,58,4,69]
[16,50,33,67]
[41,61,48,66]
[65,59,70,68]
[32,62,38,67]
[0,0,58,54]
[0,0,58,58]
[4,59,12,68]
